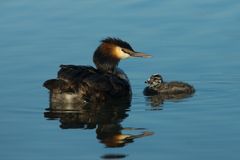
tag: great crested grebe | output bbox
[144,74,195,96]
[43,37,151,103]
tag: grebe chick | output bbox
[144,74,195,96]
[43,37,151,103]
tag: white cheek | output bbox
[116,47,130,59]
[121,51,130,59]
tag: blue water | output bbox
[1,0,240,159]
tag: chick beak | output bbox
[145,79,150,84]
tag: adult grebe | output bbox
[144,74,195,96]
[43,37,151,103]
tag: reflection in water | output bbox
[44,99,153,148]
[145,93,194,109]
[101,154,127,159]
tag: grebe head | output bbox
[93,37,151,73]
[145,74,163,87]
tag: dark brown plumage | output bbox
[43,37,151,104]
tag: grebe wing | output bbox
[58,65,97,82]
[57,65,118,92]
[43,65,97,92]
[43,65,131,101]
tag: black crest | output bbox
[101,37,134,51]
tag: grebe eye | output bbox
[121,48,131,54]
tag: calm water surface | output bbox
[0,0,240,159]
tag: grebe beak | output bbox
[122,48,151,58]
[131,52,152,58]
